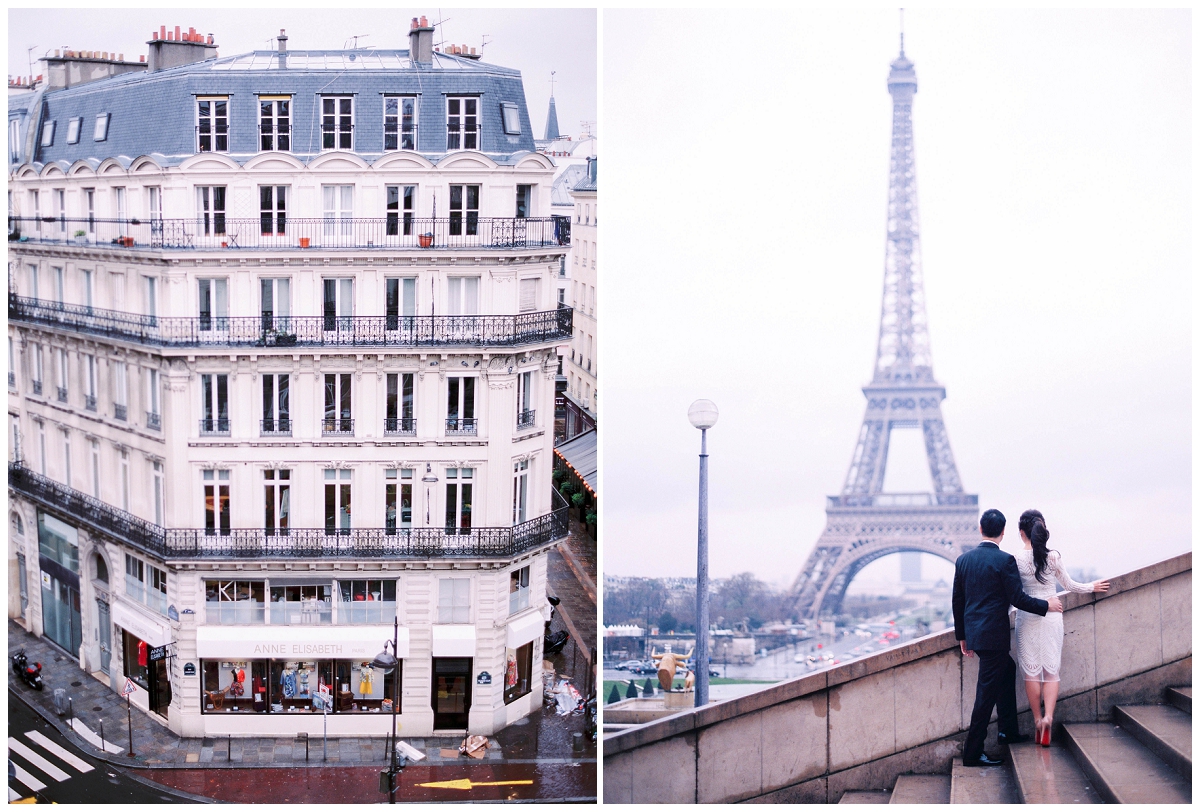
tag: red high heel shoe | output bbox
[1037,719,1052,747]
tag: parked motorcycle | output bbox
[543,596,570,656]
[11,650,44,691]
[584,695,597,742]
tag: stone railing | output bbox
[602,552,1191,803]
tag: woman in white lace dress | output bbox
[1014,509,1109,745]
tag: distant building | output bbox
[563,157,597,439]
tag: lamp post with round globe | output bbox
[372,617,404,803]
[688,399,718,708]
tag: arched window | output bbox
[10,513,23,535]
[93,554,109,583]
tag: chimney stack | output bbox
[277,29,288,53]
[148,24,219,71]
[409,15,434,64]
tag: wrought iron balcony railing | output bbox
[384,417,416,435]
[10,295,573,350]
[445,417,478,435]
[9,462,568,561]
[31,380,42,395]
[146,411,161,430]
[517,409,536,430]
[8,215,570,251]
[322,417,354,436]
[7,371,14,388]
[84,394,97,411]
[200,418,231,436]
[260,418,292,436]
[113,403,127,421]
[56,386,68,403]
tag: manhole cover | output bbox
[93,706,104,712]
[71,681,83,687]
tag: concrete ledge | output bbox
[602,553,1191,804]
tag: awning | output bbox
[111,601,172,647]
[195,625,408,659]
[506,609,544,648]
[432,624,476,657]
[554,427,597,494]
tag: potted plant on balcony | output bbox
[299,237,311,248]
[418,232,433,248]
[73,229,87,245]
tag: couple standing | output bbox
[952,508,1110,766]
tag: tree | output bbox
[607,684,622,704]
[657,611,679,633]
[625,680,639,699]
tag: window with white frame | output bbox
[261,373,290,434]
[84,189,95,234]
[120,449,129,510]
[55,348,68,402]
[385,277,416,328]
[146,367,161,425]
[196,97,228,152]
[145,275,157,321]
[146,186,162,222]
[322,277,353,330]
[324,468,352,534]
[501,102,521,135]
[509,565,530,614]
[512,458,529,524]
[260,186,287,237]
[126,554,168,615]
[32,343,43,394]
[384,95,417,150]
[90,439,100,498]
[446,377,476,434]
[258,96,290,151]
[444,467,473,533]
[27,263,39,299]
[198,278,228,331]
[196,186,226,236]
[10,414,20,463]
[438,578,470,623]
[201,373,229,435]
[386,185,415,237]
[448,184,479,237]
[321,96,353,150]
[84,355,97,410]
[52,266,64,306]
[113,361,127,420]
[321,185,353,239]
[323,373,352,434]
[385,372,414,433]
[445,276,479,315]
[516,370,534,429]
[153,462,164,525]
[66,117,81,144]
[446,96,479,150]
[385,468,412,533]
[54,189,66,234]
[263,469,290,533]
[260,277,291,331]
[40,120,56,147]
[516,184,532,218]
[204,469,230,535]
[7,337,13,390]
[93,113,110,142]
[82,269,94,311]
[61,428,72,488]
[30,191,39,233]
[113,187,126,224]
[9,119,20,163]
[37,420,46,475]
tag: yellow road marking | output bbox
[416,778,535,790]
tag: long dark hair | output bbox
[1019,509,1053,584]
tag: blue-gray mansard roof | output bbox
[13,48,537,168]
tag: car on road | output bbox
[614,660,645,672]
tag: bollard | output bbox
[99,720,104,752]
[572,732,584,753]
[228,734,231,760]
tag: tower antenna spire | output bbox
[899,8,905,55]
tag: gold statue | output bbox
[649,646,694,692]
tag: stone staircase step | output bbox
[949,757,1019,804]
[889,774,950,804]
[1062,723,1191,804]
[838,790,892,803]
[1008,742,1102,803]
[1113,704,1191,781]
[1166,686,1191,715]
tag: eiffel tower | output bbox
[789,40,979,619]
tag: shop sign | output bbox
[476,671,492,685]
[183,662,196,677]
[148,644,169,662]
[167,605,180,621]
[41,572,52,589]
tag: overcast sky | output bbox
[602,8,1191,589]
[8,7,596,142]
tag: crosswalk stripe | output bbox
[9,762,46,792]
[8,738,70,782]
[24,730,94,773]
[9,787,22,802]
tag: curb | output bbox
[556,537,596,603]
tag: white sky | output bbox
[7,7,596,142]
[601,8,1191,589]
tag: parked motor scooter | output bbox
[543,596,570,656]
[10,650,44,691]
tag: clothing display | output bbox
[1014,549,1094,683]
[358,666,374,695]
[281,669,297,698]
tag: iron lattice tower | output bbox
[789,44,979,619]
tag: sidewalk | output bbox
[546,514,598,677]
[8,619,596,774]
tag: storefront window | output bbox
[334,659,399,713]
[122,629,151,689]
[269,584,332,625]
[204,580,265,624]
[504,642,534,704]
[202,660,267,713]
[337,579,397,624]
[268,660,334,713]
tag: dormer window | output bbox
[9,120,20,163]
[446,96,479,151]
[93,113,110,142]
[196,98,228,152]
[259,96,290,151]
[384,96,417,151]
[321,96,353,150]
[40,121,55,147]
[66,117,81,144]
[500,102,520,135]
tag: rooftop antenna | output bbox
[345,34,369,49]
[27,44,37,78]
[480,34,491,54]
[432,10,452,49]
[899,7,905,55]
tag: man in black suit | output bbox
[953,508,1063,766]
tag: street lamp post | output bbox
[373,617,403,803]
[688,398,718,708]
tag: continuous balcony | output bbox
[8,215,570,252]
[10,296,573,350]
[9,462,569,561]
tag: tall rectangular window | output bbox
[384,96,417,150]
[323,373,352,434]
[259,185,287,236]
[518,278,539,313]
[197,186,227,236]
[264,469,290,534]
[55,349,68,402]
[322,277,354,331]
[446,97,478,151]
[385,468,412,534]
[28,263,39,300]
[444,468,473,534]
[120,449,129,510]
[448,184,479,237]
[261,373,290,434]
[385,277,416,329]
[147,186,162,222]
[321,96,353,150]
[93,113,110,142]
[66,117,81,144]
[37,421,46,475]
[260,277,292,332]
[385,373,414,434]
[82,270,94,312]
[61,429,72,488]
[446,377,476,434]
[321,185,353,240]
[9,119,19,163]
[112,361,127,420]
[198,278,228,331]
[200,373,229,435]
[516,370,534,429]
[516,184,531,219]
[445,277,480,315]
[512,459,529,524]
[84,189,96,235]
[41,120,56,147]
[385,185,415,237]
[55,189,66,234]
[145,276,157,321]
[508,565,530,615]
[146,368,161,427]
[90,439,100,498]
[197,98,229,152]
[32,343,44,393]
[324,468,352,534]
[52,266,64,307]
[113,187,126,224]
[438,578,470,623]
[204,469,231,535]
[84,355,97,411]
[259,97,290,151]
[153,462,164,526]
